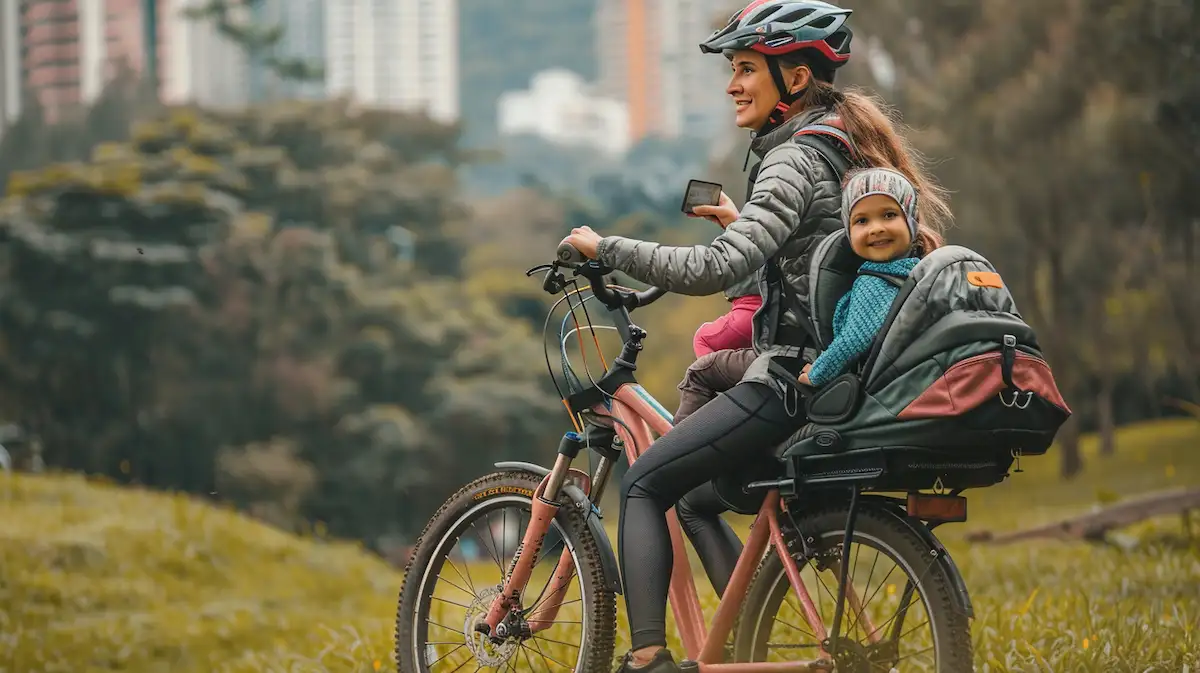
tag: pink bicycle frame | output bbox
[480,380,880,671]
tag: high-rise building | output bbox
[596,0,728,143]
[12,0,170,124]
[325,0,459,123]
[0,0,21,130]
[246,0,325,102]
[161,0,251,108]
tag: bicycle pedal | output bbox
[678,660,700,672]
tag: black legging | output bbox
[618,381,800,650]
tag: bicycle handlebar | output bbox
[555,240,668,311]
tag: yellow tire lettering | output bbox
[472,485,535,501]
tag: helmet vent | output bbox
[747,5,783,24]
[809,15,836,29]
[779,8,816,24]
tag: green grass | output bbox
[2,419,1198,672]
[0,474,398,673]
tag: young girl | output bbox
[672,280,761,425]
[798,166,943,387]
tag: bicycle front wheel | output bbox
[734,505,974,672]
[395,470,617,673]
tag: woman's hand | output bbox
[563,226,604,259]
[689,191,740,228]
[797,363,813,386]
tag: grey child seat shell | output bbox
[777,230,1071,492]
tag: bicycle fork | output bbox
[477,432,615,638]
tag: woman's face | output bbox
[725,50,811,130]
[726,50,780,130]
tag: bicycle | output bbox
[395,242,983,673]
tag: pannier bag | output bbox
[780,231,1072,490]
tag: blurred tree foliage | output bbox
[0,94,562,551]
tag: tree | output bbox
[0,100,564,548]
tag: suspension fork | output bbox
[479,433,599,635]
[528,444,621,631]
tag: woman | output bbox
[563,2,952,671]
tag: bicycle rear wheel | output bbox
[734,504,974,672]
[395,470,617,673]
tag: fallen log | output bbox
[964,486,1200,545]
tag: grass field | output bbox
[1,419,1198,672]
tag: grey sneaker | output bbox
[613,649,681,673]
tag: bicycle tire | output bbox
[733,505,974,672]
[394,470,617,673]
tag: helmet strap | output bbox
[759,56,803,135]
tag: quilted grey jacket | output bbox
[596,106,847,400]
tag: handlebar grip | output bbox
[634,286,669,307]
[556,240,587,265]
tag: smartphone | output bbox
[680,179,723,215]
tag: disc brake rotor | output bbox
[460,586,519,667]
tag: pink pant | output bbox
[692,295,762,358]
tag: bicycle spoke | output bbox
[533,634,582,650]
[429,644,467,668]
[866,558,939,642]
[486,511,505,575]
[435,575,477,599]
[443,557,478,597]
[429,620,464,636]
[470,518,504,571]
[527,635,572,670]
[852,563,899,631]
[898,616,931,642]
[893,644,935,663]
[432,595,474,610]
[845,548,884,636]
[781,597,820,639]
[443,656,475,673]
[524,565,575,612]
[772,613,817,641]
[868,590,920,641]
[519,642,541,672]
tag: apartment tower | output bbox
[325,0,459,123]
[596,0,727,143]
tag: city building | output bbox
[247,0,325,102]
[0,0,21,131]
[325,0,459,123]
[13,0,172,124]
[161,0,251,108]
[497,69,630,157]
[595,0,729,144]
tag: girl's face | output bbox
[726,50,781,130]
[848,194,912,262]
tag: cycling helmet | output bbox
[701,1,853,134]
[701,0,853,83]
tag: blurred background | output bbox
[0,1,1197,671]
